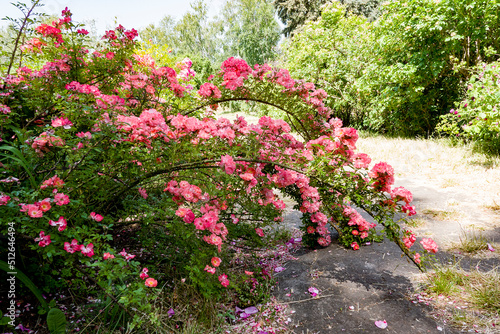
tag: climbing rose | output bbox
[414,252,421,264]
[35,231,51,247]
[204,265,216,274]
[51,117,73,129]
[49,216,67,232]
[119,249,136,261]
[26,204,43,218]
[138,187,148,199]
[54,193,70,205]
[211,257,221,267]
[402,204,416,216]
[403,232,417,249]
[80,243,94,257]
[103,252,115,260]
[140,268,149,280]
[255,228,264,237]
[145,278,158,287]
[391,187,413,204]
[90,212,103,221]
[64,239,81,253]
[219,154,236,174]
[38,199,51,212]
[0,195,10,205]
[218,274,229,287]
[351,242,359,250]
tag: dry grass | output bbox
[356,134,500,206]
[483,200,500,214]
[422,208,463,221]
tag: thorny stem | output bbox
[6,0,42,77]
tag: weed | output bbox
[471,275,500,314]
[426,266,469,295]
[455,229,489,254]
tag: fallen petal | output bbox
[244,306,258,314]
[274,266,286,273]
[308,287,319,297]
[487,243,495,252]
[375,320,388,329]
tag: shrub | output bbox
[0,6,432,330]
[437,61,500,154]
[283,0,500,136]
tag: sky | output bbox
[0,0,226,32]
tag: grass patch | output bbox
[405,218,427,229]
[420,265,500,332]
[422,209,461,221]
[426,266,470,295]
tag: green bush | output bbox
[283,0,500,136]
[437,61,500,154]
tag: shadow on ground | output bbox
[274,237,465,334]
[276,203,499,333]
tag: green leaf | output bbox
[0,260,48,311]
[47,308,67,334]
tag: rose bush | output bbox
[0,7,434,329]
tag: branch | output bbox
[6,0,42,76]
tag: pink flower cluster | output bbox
[90,212,103,222]
[176,58,196,81]
[343,206,376,238]
[219,155,236,174]
[116,109,171,147]
[164,180,203,204]
[218,273,230,287]
[353,153,371,169]
[403,232,416,249]
[51,117,73,129]
[390,187,413,204]
[175,207,195,223]
[20,38,47,53]
[35,24,63,45]
[49,216,67,231]
[35,231,51,247]
[31,132,65,156]
[198,82,222,99]
[369,162,395,193]
[0,104,11,114]
[119,249,136,261]
[64,239,94,257]
[420,238,438,253]
[40,175,65,189]
[220,57,252,90]
[0,195,10,206]
[21,192,68,218]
